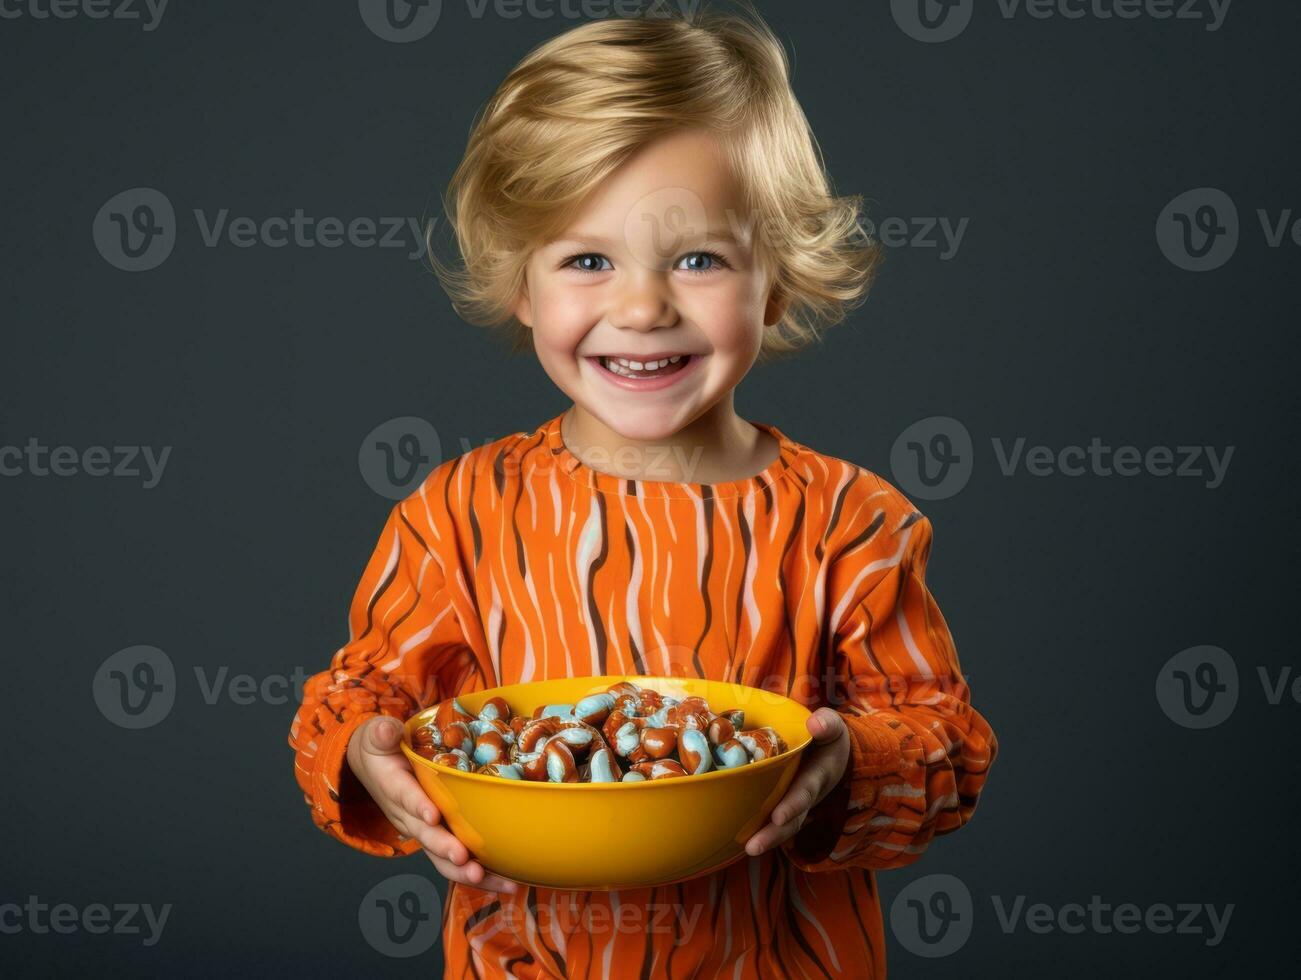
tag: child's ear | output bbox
[512,283,534,329]
[763,282,789,328]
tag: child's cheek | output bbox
[683,280,767,360]
[534,283,599,359]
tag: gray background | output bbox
[2,0,1297,975]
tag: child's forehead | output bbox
[538,134,754,240]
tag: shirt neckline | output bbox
[541,410,802,499]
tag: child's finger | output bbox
[365,746,439,823]
[765,747,836,828]
[743,814,804,856]
[771,762,832,826]
[395,775,440,827]
[424,849,520,895]
[402,818,469,863]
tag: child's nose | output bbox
[608,273,677,331]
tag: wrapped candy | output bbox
[409,679,788,783]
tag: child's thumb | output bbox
[363,714,404,754]
[809,708,846,741]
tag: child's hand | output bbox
[346,715,521,895]
[742,708,850,858]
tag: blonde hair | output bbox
[429,0,881,360]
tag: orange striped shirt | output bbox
[289,410,998,978]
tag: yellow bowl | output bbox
[401,674,813,890]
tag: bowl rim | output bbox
[400,675,814,790]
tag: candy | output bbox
[713,738,749,769]
[639,726,678,760]
[573,692,616,726]
[409,682,794,782]
[737,727,787,761]
[678,727,714,775]
[477,762,523,779]
[543,738,580,783]
[587,746,621,783]
[707,715,735,746]
[629,759,687,780]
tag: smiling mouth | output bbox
[591,354,693,379]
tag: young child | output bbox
[289,5,997,977]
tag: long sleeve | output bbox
[288,496,478,857]
[781,499,998,874]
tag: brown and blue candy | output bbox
[678,727,715,774]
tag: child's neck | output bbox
[561,402,779,485]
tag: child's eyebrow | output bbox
[550,227,744,249]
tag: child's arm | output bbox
[780,489,998,874]
[288,495,478,858]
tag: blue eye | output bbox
[562,253,612,274]
[559,250,730,275]
[678,251,729,274]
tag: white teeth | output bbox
[599,355,688,378]
[609,355,683,370]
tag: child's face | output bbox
[513,128,785,442]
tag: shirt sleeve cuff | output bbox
[780,710,912,873]
[295,709,423,858]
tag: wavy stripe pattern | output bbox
[288,411,998,978]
